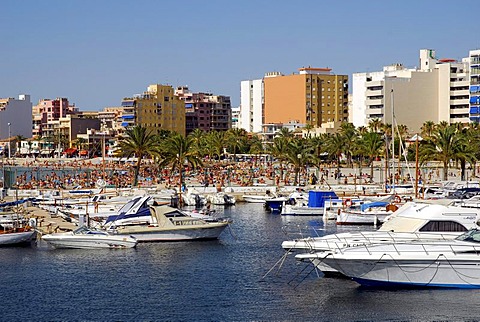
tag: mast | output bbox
[391,88,395,194]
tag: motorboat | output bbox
[336,201,397,225]
[0,214,37,246]
[42,225,137,249]
[280,190,338,216]
[107,204,230,242]
[264,191,308,214]
[322,197,366,220]
[207,192,236,206]
[296,229,480,288]
[242,191,277,203]
[0,223,37,246]
[182,188,207,207]
[282,202,480,274]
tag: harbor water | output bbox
[3,202,480,321]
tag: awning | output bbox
[80,150,88,156]
[63,148,77,155]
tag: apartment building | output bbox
[0,94,33,140]
[352,49,470,132]
[121,84,185,136]
[175,86,232,135]
[264,67,349,127]
[239,68,348,133]
[239,79,264,133]
[469,49,480,122]
[32,97,78,137]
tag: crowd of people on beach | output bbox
[5,156,456,191]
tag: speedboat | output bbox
[107,204,230,242]
[42,226,137,249]
[297,229,480,288]
[242,191,277,203]
[282,202,480,274]
[207,192,236,206]
[182,188,207,207]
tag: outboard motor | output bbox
[170,195,179,208]
[195,194,202,208]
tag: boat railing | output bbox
[346,240,480,256]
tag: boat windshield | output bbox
[456,229,480,243]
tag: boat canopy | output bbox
[360,201,389,212]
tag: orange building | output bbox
[264,67,348,127]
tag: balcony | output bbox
[450,98,470,105]
[366,108,384,115]
[366,98,384,106]
[450,107,469,115]
[365,89,383,97]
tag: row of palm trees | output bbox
[117,119,480,190]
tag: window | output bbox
[419,221,467,232]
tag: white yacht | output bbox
[282,202,480,274]
[107,204,230,242]
[297,229,480,288]
[42,226,137,249]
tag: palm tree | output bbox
[276,127,294,141]
[268,137,289,185]
[205,131,227,160]
[324,133,345,175]
[420,120,435,137]
[360,131,384,181]
[339,122,357,167]
[248,135,264,166]
[419,124,466,180]
[188,128,206,158]
[226,128,248,160]
[368,118,383,133]
[158,134,203,201]
[117,126,160,186]
[284,138,313,185]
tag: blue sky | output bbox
[1,0,478,110]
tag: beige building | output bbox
[122,84,185,136]
[263,68,349,127]
[352,49,470,132]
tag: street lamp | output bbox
[7,123,11,159]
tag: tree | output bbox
[368,118,383,133]
[117,126,160,186]
[284,138,313,186]
[268,137,289,184]
[226,128,248,160]
[360,131,384,181]
[419,124,469,180]
[324,133,345,174]
[158,133,203,201]
[338,122,357,167]
[420,120,436,139]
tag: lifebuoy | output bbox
[343,198,352,207]
[394,195,402,203]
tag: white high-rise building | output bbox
[469,49,480,122]
[239,79,264,133]
[352,49,470,132]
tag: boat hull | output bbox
[0,230,36,246]
[336,211,389,225]
[114,223,229,242]
[42,235,137,249]
[325,257,480,288]
[281,205,324,216]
